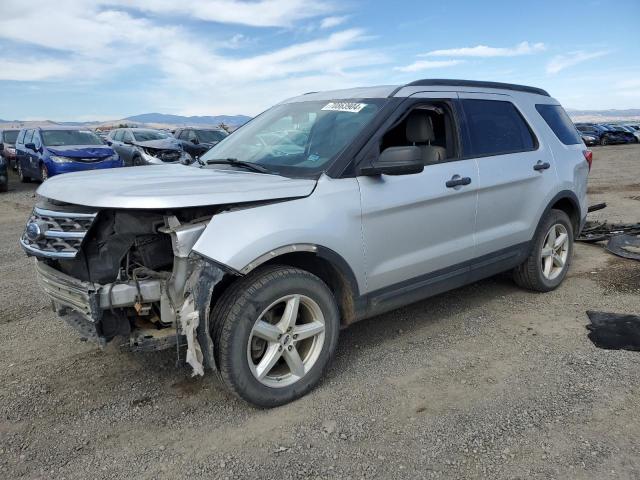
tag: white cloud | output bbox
[394,59,463,73]
[0,59,72,81]
[423,41,546,58]
[0,1,385,115]
[320,16,348,29]
[103,0,334,27]
[546,50,608,74]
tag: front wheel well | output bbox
[256,251,359,325]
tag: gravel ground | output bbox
[1,145,639,480]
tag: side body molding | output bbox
[192,175,368,295]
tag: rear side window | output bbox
[461,99,536,157]
[535,104,582,145]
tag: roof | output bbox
[283,79,550,103]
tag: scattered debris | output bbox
[577,221,640,244]
[606,234,640,261]
[586,311,640,351]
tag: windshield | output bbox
[3,130,18,143]
[200,99,384,176]
[133,130,170,142]
[197,130,228,143]
[42,130,103,147]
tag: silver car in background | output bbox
[20,79,589,407]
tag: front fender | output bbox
[192,175,367,294]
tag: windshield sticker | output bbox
[307,153,320,162]
[321,102,367,113]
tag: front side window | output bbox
[132,130,169,142]
[536,104,583,145]
[41,130,103,147]
[462,99,536,157]
[16,130,26,144]
[201,99,384,176]
[24,130,34,145]
[123,131,135,143]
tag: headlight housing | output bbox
[50,155,75,164]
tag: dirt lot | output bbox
[1,145,639,479]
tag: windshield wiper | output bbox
[205,158,270,173]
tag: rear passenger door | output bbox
[458,93,556,259]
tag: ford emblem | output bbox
[26,221,44,241]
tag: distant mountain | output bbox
[124,113,252,127]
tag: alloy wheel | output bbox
[247,294,326,388]
[540,223,570,280]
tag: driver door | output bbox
[357,93,479,303]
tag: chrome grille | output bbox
[20,207,97,258]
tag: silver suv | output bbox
[20,79,590,407]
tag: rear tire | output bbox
[17,161,30,183]
[513,209,573,292]
[212,265,340,407]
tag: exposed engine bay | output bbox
[30,197,234,375]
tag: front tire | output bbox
[212,266,340,407]
[40,164,49,182]
[600,136,608,146]
[17,161,30,183]
[513,209,574,292]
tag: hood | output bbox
[37,164,317,209]
[46,146,115,159]
[134,138,181,150]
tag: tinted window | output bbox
[3,130,19,143]
[462,99,536,156]
[197,130,227,143]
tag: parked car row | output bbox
[1,125,229,188]
[575,122,639,146]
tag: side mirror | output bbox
[124,139,133,145]
[25,142,36,150]
[359,146,424,176]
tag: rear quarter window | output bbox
[461,99,537,157]
[535,104,582,145]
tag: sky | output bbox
[0,0,638,121]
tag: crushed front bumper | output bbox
[35,260,166,347]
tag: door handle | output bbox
[445,175,472,188]
[533,161,551,171]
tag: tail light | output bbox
[583,150,593,171]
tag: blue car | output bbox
[15,127,122,182]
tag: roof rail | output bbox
[397,79,550,97]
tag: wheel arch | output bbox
[237,244,363,326]
[541,190,581,238]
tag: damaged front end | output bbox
[20,198,234,375]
